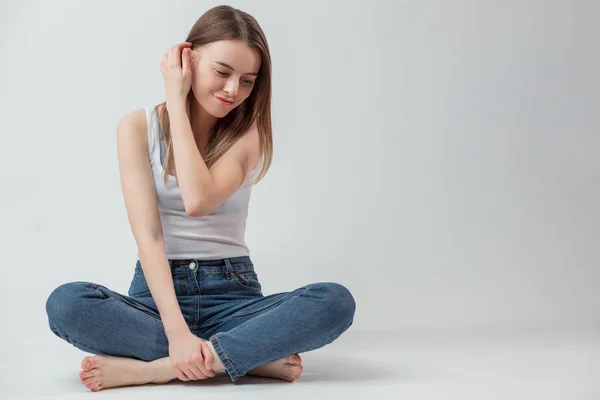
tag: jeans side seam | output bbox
[106,297,164,326]
[226,289,302,320]
[91,283,162,326]
[295,332,341,354]
[65,336,107,357]
[198,293,293,330]
[296,318,354,354]
[210,333,240,382]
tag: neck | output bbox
[189,100,217,151]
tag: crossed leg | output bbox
[46,281,355,391]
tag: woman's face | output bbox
[190,39,261,118]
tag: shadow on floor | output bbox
[169,355,402,387]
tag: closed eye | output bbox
[215,70,254,85]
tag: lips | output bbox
[215,95,234,105]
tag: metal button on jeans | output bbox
[188,262,196,270]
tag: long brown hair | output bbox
[157,5,272,186]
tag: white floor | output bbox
[2,327,599,399]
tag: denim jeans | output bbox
[45,256,356,382]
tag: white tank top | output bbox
[137,105,255,260]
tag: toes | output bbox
[79,370,95,379]
[81,377,102,392]
[287,354,302,365]
[81,375,97,384]
[88,382,102,392]
[81,377,98,391]
[288,364,303,381]
[81,356,96,371]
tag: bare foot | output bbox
[206,339,303,382]
[78,349,302,391]
[246,353,303,382]
[79,355,174,392]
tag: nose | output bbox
[224,78,239,98]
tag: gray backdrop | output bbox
[1,0,598,345]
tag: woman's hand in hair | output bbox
[168,329,216,380]
[160,42,194,111]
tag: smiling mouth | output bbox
[214,95,234,105]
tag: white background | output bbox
[1,0,598,346]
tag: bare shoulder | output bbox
[115,107,152,177]
[116,107,163,241]
[117,108,148,144]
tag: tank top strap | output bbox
[143,106,158,161]
[144,107,156,161]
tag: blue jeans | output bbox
[45,256,356,382]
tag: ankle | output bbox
[148,357,178,384]
[206,340,226,373]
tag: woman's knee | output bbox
[329,282,356,324]
[46,281,99,328]
[307,282,356,327]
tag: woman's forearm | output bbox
[138,240,189,338]
[167,103,214,215]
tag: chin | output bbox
[207,108,226,118]
[195,101,226,119]
[214,105,240,119]
[213,108,232,118]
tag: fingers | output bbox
[167,42,193,69]
[186,363,208,380]
[181,48,191,75]
[201,342,215,374]
[169,46,179,68]
[171,359,191,381]
[176,368,190,381]
[161,44,186,73]
[176,355,213,380]
[172,359,205,381]
[178,363,205,381]
[195,349,215,378]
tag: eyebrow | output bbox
[215,61,259,76]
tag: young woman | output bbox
[45,5,356,392]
